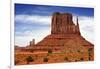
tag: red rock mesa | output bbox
[15,12,94,65]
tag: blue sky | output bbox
[15,3,94,46]
[15,4,94,16]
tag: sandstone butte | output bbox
[15,12,94,65]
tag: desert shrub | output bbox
[77,50,80,52]
[25,56,34,64]
[88,48,92,52]
[88,48,92,60]
[48,49,52,54]
[75,60,78,62]
[80,58,84,61]
[64,57,68,61]
[43,57,48,62]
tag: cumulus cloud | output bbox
[15,15,51,25]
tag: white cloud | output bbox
[15,29,51,46]
[15,14,52,46]
[73,16,94,44]
[15,36,33,47]
[15,15,51,25]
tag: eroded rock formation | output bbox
[51,12,80,34]
[15,12,94,65]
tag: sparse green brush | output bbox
[64,57,68,61]
[48,49,52,54]
[77,50,80,52]
[25,56,34,64]
[88,48,92,52]
[80,58,84,61]
[88,48,92,60]
[43,57,48,62]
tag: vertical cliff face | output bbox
[51,12,80,35]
